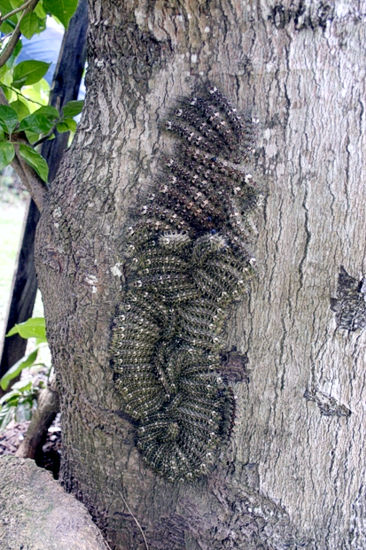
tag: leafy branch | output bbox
[0,0,82,210]
[0,0,35,24]
[0,317,51,431]
[0,0,40,68]
[0,86,47,209]
[0,77,82,209]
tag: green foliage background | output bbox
[0,0,82,179]
[0,0,80,429]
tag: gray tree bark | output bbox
[34,1,366,549]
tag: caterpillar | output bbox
[111,84,258,481]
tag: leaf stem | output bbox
[1,83,46,107]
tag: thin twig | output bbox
[1,83,46,107]
[0,0,40,68]
[119,488,149,550]
[0,0,34,24]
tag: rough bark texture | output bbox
[0,456,109,550]
[35,1,366,549]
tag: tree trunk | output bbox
[35,1,366,548]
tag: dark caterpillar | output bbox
[111,84,258,481]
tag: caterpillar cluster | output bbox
[111,85,258,481]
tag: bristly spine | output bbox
[111,84,259,481]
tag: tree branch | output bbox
[0,0,40,68]
[16,371,59,460]
[12,152,47,210]
[0,0,34,23]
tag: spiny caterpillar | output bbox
[111,84,258,481]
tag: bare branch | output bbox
[0,0,40,68]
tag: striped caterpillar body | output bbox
[111,85,258,481]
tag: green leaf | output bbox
[6,317,47,341]
[8,0,24,7]
[43,0,78,28]
[34,2,47,18]
[0,20,15,34]
[1,397,19,408]
[0,65,16,101]
[11,380,33,393]
[0,64,8,80]
[62,100,84,118]
[36,105,59,119]
[6,38,22,68]
[12,60,50,89]
[0,141,14,170]
[56,118,76,133]
[22,78,50,109]
[9,98,30,120]
[0,392,18,405]
[0,0,17,27]
[0,105,18,134]
[56,121,69,133]
[0,85,12,101]
[0,349,38,391]
[20,12,45,39]
[24,129,40,144]
[19,105,59,134]
[18,144,48,182]
[0,0,13,14]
